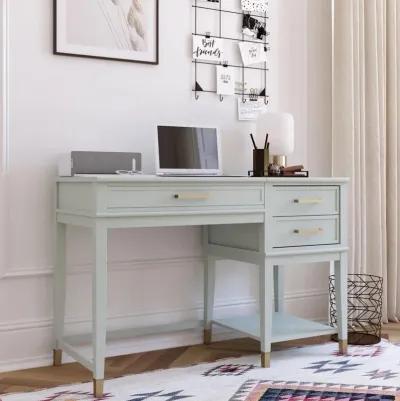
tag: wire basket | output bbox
[329,274,383,345]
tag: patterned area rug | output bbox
[2,340,400,401]
[231,381,400,401]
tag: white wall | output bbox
[0,0,333,371]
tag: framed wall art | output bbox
[54,0,159,64]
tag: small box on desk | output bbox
[58,151,142,176]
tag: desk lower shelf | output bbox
[58,314,336,373]
[212,313,337,342]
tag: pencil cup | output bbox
[253,149,269,177]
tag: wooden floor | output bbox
[0,324,399,396]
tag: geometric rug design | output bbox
[203,364,255,377]
[363,370,399,380]
[331,345,384,358]
[303,360,364,374]
[229,380,400,401]
[128,390,193,401]
[3,340,400,401]
[41,391,113,400]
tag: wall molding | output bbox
[0,296,256,332]
[2,255,205,279]
[0,290,328,333]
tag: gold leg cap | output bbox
[53,349,62,367]
[93,379,104,398]
[339,339,348,355]
[203,329,212,345]
[261,352,271,368]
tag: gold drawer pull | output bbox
[293,227,324,236]
[173,192,209,201]
[293,198,323,204]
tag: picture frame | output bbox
[53,0,159,65]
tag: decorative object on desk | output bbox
[249,133,269,177]
[193,34,224,62]
[256,112,294,168]
[249,165,309,178]
[241,0,268,13]
[216,64,235,97]
[57,151,142,176]
[268,163,280,177]
[330,274,383,346]
[239,42,267,66]
[280,165,309,177]
[238,98,268,121]
[248,133,307,178]
[54,0,159,64]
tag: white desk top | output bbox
[57,174,349,184]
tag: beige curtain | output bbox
[332,0,400,321]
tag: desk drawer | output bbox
[271,216,339,248]
[105,185,264,210]
[270,186,339,216]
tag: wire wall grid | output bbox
[192,0,270,103]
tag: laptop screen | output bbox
[157,126,219,170]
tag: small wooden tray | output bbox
[248,170,309,178]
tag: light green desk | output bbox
[54,175,349,397]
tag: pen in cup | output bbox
[250,133,258,150]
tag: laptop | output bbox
[156,126,222,176]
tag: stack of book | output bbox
[281,165,309,177]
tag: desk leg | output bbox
[260,259,274,367]
[273,265,284,312]
[53,222,66,367]
[335,253,348,355]
[92,225,108,398]
[204,255,216,345]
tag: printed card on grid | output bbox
[241,0,268,13]
[216,65,235,96]
[193,35,224,62]
[239,42,267,66]
[238,98,268,121]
